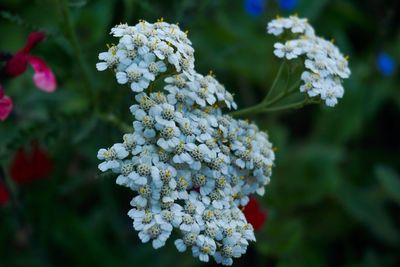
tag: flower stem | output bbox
[228,102,267,117]
[264,79,300,106]
[264,99,307,112]
[264,98,320,112]
[58,0,98,109]
[96,113,133,133]
[230,75,302,118]
[263,61,285,103]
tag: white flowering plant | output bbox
[96,16,350,265]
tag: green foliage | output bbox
[376,165,400,205]
[1,0,399,266]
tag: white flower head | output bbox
[268,16,351,107]
[97,19,278,266]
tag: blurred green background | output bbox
[0,0,399,266]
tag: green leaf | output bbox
[375,165,400,205]
[337,182,399,244]
[68,0,88,8]
[59,89,90,115]
[72,117,98,144]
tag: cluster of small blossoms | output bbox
[267,16,351,106]
[96,19,195,92]
[97,20,275,265]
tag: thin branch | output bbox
[228,102,266,117]
[96,113,133,133]
[230,79,301,118]
[263,61,285,104]
[263,99,320,112]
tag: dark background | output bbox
[0,0,399,266]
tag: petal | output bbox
[31,142,53,179]
[5,52,29,77]
[21,32,46,54]
[174,239,187,252]
[117,76,129,84]
[0,94,13,121]
[96,62,108,71]
[27,56,57,92]
[116,175,128,186]
[10,148,33,184]
[144,53,156,63]
[0,182,10,206]
[152,239,164,249]
[135,109,146,120]
[273,49,285,58]
[144,129,156,138]
[131,82,143,92]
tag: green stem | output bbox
[228,102,267,117]
[264,79,300,106]
[263,61,285,103]
[59,0,98,108]
[263,99,308,112]
[96,113,133,133]
[265,98,320,112]
[230,77,302,117]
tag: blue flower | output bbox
[244,0,266,17]
[278,0,298,11]
[377,52,395,76]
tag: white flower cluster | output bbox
[267,16,351,107]
[96,20,275,265]
[96,19,195,91]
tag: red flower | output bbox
[0,182,10,206]
[10,142,53,184]
[5,32,45,76]
[4,32,57,92]
[0,84,13,121]
[243,196,268,231]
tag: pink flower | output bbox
[0,84,13,121]
[28,56,57,92]
[4,32,57,92]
